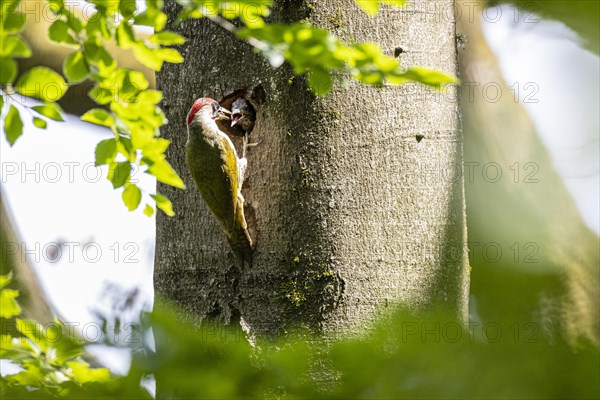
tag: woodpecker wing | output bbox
[218,138,242,233]
[186,130,240,235]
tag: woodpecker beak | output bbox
[231,111,242,127]
[212,105,231,120]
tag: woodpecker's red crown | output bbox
[187,97,217,126]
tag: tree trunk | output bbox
[155,0,468,339]
[0,189,54,324]
[457,1,599,346]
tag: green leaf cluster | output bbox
[1,1,66,144]
[2,270,599,399]
[176,0,272,28]
[175,0,454,94]
[240,23,456,94]
[0,273,21,318]
[56,0,186,215]
[1,0,29,85]
[81,302,600,399]
[0,274,114,397]
[1,0,186,215]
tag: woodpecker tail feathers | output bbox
[228,206,253,269]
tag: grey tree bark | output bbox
[155,0,468,339]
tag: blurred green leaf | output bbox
[16,319,47,353]
[32,117,47,129]
[145,0,163,11]
[116,21,137,49]
[390,66,458,89]
[99,69,148,103]
[122,184,142,211]
[64,51,90,83]
[88,86,113,104]
[47,321,84,364]
[2,11,26,33]
[147,159,185,189]
[132,43,165,71]
[138,90,163,104]
[0,35,31,58]
[134,8,167,30]
[115,135,134,159]
[355,0,406,15]
[355,0,380,15]
[152,193,174,216]
[0,288,21,318]
[32,103,65,121]
[16,67,68,102]
[68,360,111,384]
[84,39,117,74]
[82,108,114,127]
[8,360,44,387]
[307,68,332,96]
[4,105,23,145]
[119,0,138,19]
[46,0,65,13]
[156,48,184,64]
[95,138,117,166]
[0,273,12,289]
[1,282,598,399]
[48,20,78,45]
[145,299,600,399]
[109,161,131,188]
[141,138,169,158]
[64,8,84,33]
[129,121,155,149]
[86,13,111,40]
[143,204,154,217]
[0,0,21,16]
[149,31,186,45]
[123,69,149,91]
[0,57,17,84]
[175,0,271,27]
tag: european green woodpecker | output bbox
[186,97,253,267]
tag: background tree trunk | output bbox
[457,1,599,346]
[154,0,468,338]
[1,189,54,324]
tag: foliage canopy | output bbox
[0,0,455,215]
[1,273,599,398]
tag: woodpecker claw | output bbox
[242,133,248,158]
[242,134,261,158]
